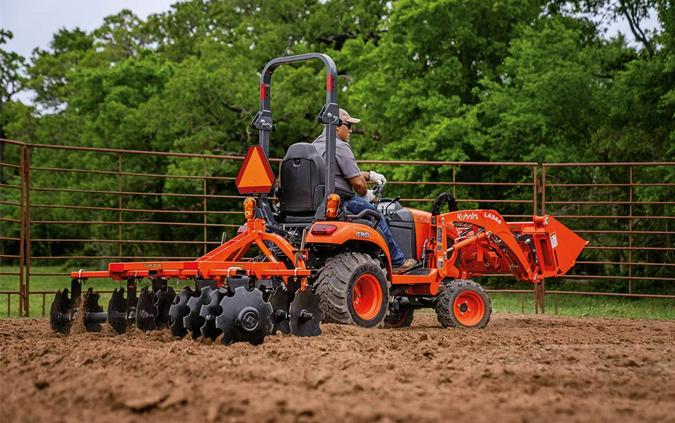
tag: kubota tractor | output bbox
[50,53,587,344]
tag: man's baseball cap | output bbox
[339,108,361,124]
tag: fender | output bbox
[305,221,392,274]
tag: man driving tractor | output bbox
[312,108,418,274]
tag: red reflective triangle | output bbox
[235,145,275,194]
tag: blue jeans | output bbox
[343,196,406,266]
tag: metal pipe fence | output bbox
[541,163,675,297]
[1,138,673,317]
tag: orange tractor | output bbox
[50,53,587,344]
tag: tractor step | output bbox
[391,269,438,285]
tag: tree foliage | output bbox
[0,0,672,290]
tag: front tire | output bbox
[316,252,389,327]
[435,279,491,329]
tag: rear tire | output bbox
[316,252,389,328]
[435,279,491,329]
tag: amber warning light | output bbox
[325,194,341,218]
[243,197,256,220]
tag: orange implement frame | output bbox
[71,217,311,284]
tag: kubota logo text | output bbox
[457,212,478,221]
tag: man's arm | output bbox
[349,175,368,196]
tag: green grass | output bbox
[1,266,673,320]
[1,265,216,317]
[0,266,125,318]
[489,292,675,320]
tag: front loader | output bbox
[50,53,587,344]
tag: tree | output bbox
[0,29,25,137]
[0,29,26,188]
[1,0,673,271]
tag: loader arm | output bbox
[435,210,587,283]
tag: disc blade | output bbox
[83,287,103,332]
[199,288,227,341]
[154,286,176,328]
[50,289,73,334]
[215,287,273,346]
[289,288,323,337]
[136,287,157,331]
[127,281,138,311]
[268,287,291,335]
[108,288,128,334]
[168,287,193,337]
[183,286,212,339]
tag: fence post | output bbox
[18,143,26,317]
[541,165,547,215]
[628,166,633,294]
[534,279,546,314]
[535,164,545,314]
[117,153,123,259]
[203,157,208,255]
[533,164,538,215]
[23,146,32,317]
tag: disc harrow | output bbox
[50,274,322,346]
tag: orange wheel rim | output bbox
[352,274,383,321]
[453,291,485,326]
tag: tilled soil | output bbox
[1,313,674,423]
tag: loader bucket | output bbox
[544,216,588,276]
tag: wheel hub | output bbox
[237,306,261,332]
[452,290,485,327]
[351,274,383,321]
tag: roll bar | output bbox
[250,53,339,200]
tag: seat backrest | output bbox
[278,143,326,215]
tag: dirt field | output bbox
[1,313,674,423]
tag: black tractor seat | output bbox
[275,143,385,231]
[276,142,325,224]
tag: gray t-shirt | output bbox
[312,128,361,196]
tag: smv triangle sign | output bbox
[235,145,275,194]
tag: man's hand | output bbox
[362,189,376,203]
[369,170,387,185]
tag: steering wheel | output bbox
[371,181,385,203]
